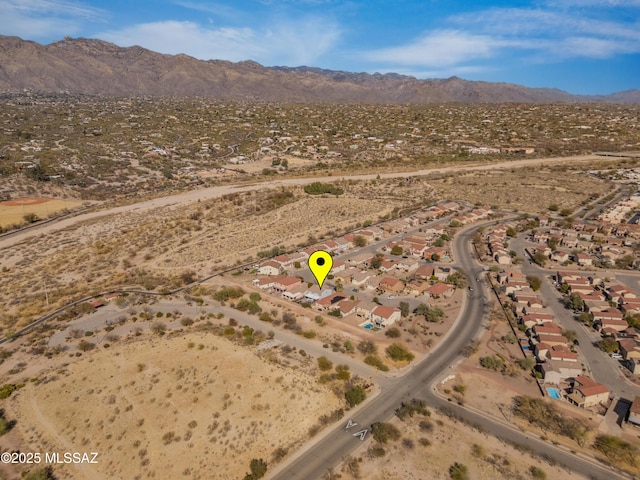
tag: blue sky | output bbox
[2,0,639,94]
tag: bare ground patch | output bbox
[4,332,341,480]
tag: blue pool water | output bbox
[546,387,561,399]
[363,323,373,329]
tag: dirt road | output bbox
[0,154,610,250]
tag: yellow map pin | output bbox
[308,250,333,289]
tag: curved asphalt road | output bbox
[270,225,628,480]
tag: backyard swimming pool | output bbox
[546,387,561,399]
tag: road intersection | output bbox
[269,224,628,480]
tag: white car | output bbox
[387,295,395,300]
[611,353,623,359]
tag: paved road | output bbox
[512,235,640,401]
[270,224,627,480]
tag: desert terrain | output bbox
[2,329,342,480]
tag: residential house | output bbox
[627,396,640,426]
[272,275,303,293]
[371,306,401,327]
[575,253,593,266]
[592,308,624,323]
[540,360,583,385]
[521,313,555,328]
[567,376,610,408]
[547,345,579,362]
[618,338,640,360]
[427,282,455,300]
[314,293,348,312]
[379,276,404,294]
[551,251,570,263]
[356,301,379,321]
[406,278,430,296]
[257,260,281,276]
[536,334,569,347]
[336,299,360,317]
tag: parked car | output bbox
[611,353,623,359]
[387,295,395,300]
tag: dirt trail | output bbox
[0,154,607,250]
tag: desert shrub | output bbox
[181,317,194,326]
[213,287,245,302]
[0,384,18,399]
[449,462,469,480]
[317,356,333,372]
[24,467,56,480]
[357,339,377,355]
[513,396,589,445]
[249,292,262,302]
[479,355,504,371]
[367,445,386,458]
[345,386,366,407]
[396,399,430,420]
[304,182,344,196]
[529,466,547,479]
[385,327,401,338]
[364,355,389,371]
[151,322,167,335]
[371,422,401,444]
[593,434,638,465]
[386,343,414,362]
[335,365,350,381]
[244,458,267,480]
[77,340,94,352]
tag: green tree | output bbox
[353,235,367,248]
[533,252,547,266]
[567,293,584,311]
[370,254,384,270]
[399,301,410,317]
[598,337,619,354]
[517,358,535,370]
[390,245,403,255]
[526,275,542,291]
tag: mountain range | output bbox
[1,35,638,103]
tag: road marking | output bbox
[345,419,357,430]
[353,429,368,440]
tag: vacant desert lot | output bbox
[6,332,341,480]
[341,409,589,480]
[0,197,83,227]
[430,166,611,213]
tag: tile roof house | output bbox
[567,376,610,408]
[427,282,455,299]
[371,305,401,327]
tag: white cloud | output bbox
[363,5,640,74]
[362,30,510,68]
[99,17,341,66]
[0,0,105,38]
